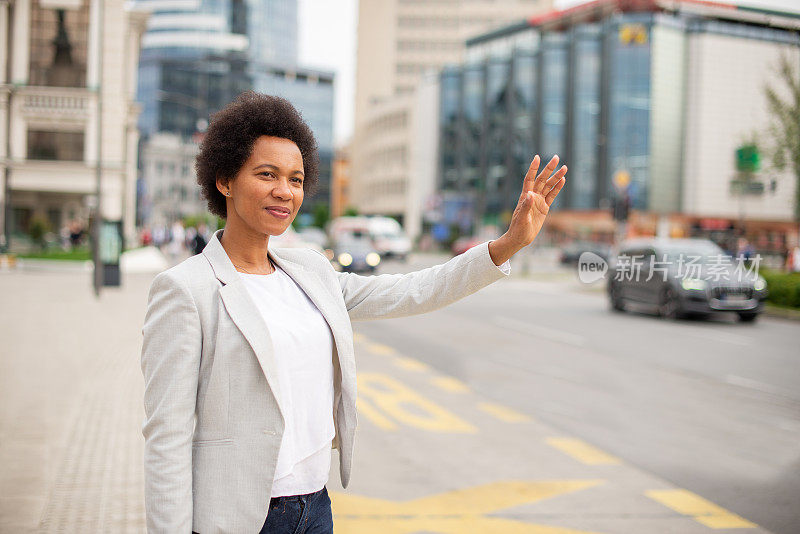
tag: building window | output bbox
[27,130,84,161]
[29,3,89,87]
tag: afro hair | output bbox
[195,91,319,219]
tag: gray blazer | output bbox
[140,228,509,533]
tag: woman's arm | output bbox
[140,271,202,533]
[337,240,509,321]
[337,154,566,322]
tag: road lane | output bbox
[352,262,799,534]
[328,330,768,533]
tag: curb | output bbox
[763,304,800,321]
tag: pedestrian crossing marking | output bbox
[645,489,757,529]
[329,479,605,533]
[356,397,397,431]
[358,373,476,433]
[478,402,530,422]
[431,376,470,393]
[393,356,430,372]
[367,342,396,356]
[545,438,621,465]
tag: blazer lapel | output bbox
[202,229,288,421]
[268,252,343,336]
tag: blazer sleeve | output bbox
[140,271,201,533]
[336,240,510,322]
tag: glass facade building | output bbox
[437,2,800,230]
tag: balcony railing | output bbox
[18,86,91,120]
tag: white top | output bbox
[238,265,335,497]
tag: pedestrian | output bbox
[139,91,568,534]
[791,244,800,273]
[166,220,186,263]
[190,223,208,255]
[69,220,83,249]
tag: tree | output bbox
[312,203,330,229]
[763,52,800,224]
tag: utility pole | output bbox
[91,0,104,297]
[2,0,14,253]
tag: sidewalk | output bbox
[0,270,153,532]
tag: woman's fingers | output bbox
[544,165,567,191]
[522,155,541,194]
[545,175,567,206]
[534,155,560,194]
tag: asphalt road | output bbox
[344,254,800,534]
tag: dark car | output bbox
[560,241,612,266]
[606,238,768,322]
[332,236,381,273]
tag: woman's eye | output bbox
[258,172,275,179]
[291,177,304,184]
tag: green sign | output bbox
[735,144,761,172]
[99,220,122,264]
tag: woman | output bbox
[140,92,566,534]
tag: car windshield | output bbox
[337,239,373,253]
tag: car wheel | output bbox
[737,312,759,323]
[658,286,683,320]
[609,284,625,312]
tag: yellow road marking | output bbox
[356,397,397,431]
[478,402,530,422]
[358,373,476,433]
[431,376,470,393]
[366,342,396,356]
[546,437,621,465]
[330,480,605,533]
[393,356,430,372]
[645,489,757,529]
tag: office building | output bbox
[437,0,800,252]
[133,0,334,225]
[352,0,552,240]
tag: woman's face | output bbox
[217,135,305,236]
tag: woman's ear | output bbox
[216,176,229,197]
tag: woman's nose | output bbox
[272,180,292,200]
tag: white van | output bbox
[328,216,412,260]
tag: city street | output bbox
[0,253,798,533]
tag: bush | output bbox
[29,216,51,250]
[761,268,800,308]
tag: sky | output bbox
[298,0,800,147]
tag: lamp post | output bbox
[91,0,104,297]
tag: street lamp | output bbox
[91,0,104,297]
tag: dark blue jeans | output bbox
[259,486,333,534]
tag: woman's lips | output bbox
[266,207,290,219]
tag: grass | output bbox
[18,248,92,261]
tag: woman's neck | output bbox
[219,218,272,273]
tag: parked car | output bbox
[606,238,768,322]
[327,216,411,260]
[269,226,326,255]
[560,241,612,266]
[332,236,381,273]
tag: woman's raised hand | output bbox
[488,154,567,265]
